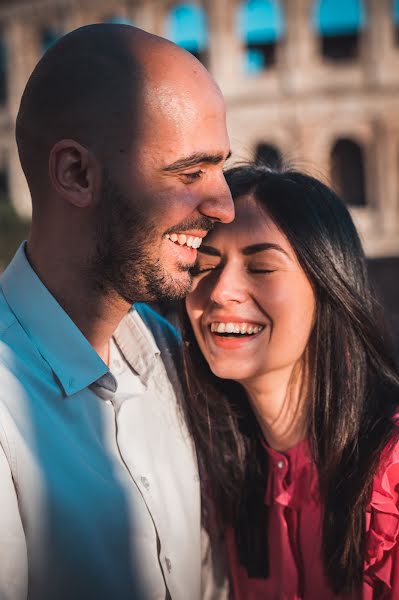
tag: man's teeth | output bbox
[165,233,202,248]
[210,322,264,335]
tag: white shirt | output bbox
[0,243,201,600]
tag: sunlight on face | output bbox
[185,194,316,385]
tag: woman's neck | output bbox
[240,361,308,452]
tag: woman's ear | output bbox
[48,139,100,208]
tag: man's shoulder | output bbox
[0,289,17,341]
[0,289,41,397]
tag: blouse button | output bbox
[276,460,285,469]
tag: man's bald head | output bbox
[20,23,233,305]
[16,23,215,200]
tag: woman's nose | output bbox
[210,267,248,306]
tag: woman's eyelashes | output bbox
[191,261,277,276]
[248,264,277,274]
[190,263,219,275]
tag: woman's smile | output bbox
[186,194,315,384]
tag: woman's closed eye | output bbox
[247,262,277,274]
[190,262,220,275]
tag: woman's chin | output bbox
[210,362,252,382]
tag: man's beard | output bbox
[88,170,210,304]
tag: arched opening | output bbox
[41,28,62,54]
[313,0,365,61]
[0,36,6,105]
[393,0,399,44]
[330,138,366,206]
[104,15,134,25]
[0,167,8,204]
[165,3,208,64]
[237,0,284,75]
[255,142,283,169]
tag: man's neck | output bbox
[25,242,131,365]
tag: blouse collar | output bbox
[261,437,319,509]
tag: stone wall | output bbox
[0,0,398,257]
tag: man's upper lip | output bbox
[169,230,209,238]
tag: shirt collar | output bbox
[112,307,160,387]
[0,243,108,397]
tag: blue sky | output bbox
[163,1,370,74]
[165,4,208,51]
[165,0,369,50]
[313,0,365,35]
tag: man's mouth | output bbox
[164,233,203,249]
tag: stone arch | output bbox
[0,169,8,204]
[330,138,366,206]
[393,0,399,43]
[104,15,134,25]
[0,34,6,105]
[41,27,63,54]
[165,3,208,64]
[255,142,283,168]
[0,148,9,203]
[313,0,365,61]
[237,0,284,74]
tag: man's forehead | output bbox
[144,76,224,118]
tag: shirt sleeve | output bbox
[363,436,399,599]
[201,525,230,600]
[0,442,28,600]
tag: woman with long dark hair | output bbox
[182,164,399,599]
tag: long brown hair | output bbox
[180,165,399,595]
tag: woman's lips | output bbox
[208,324,266,349]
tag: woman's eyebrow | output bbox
[241,243,290,259]
[198,245,221,257]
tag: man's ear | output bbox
[48,139,100,208]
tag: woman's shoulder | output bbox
[364,429,399,592]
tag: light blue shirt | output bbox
[0,244,201,600]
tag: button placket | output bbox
[164,557,172,573]
[140,476,150,490]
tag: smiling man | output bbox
[0,24,233,600]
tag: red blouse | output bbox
[226,438,399,599]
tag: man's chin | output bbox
[153,270,193,302]
[128,269,192,304]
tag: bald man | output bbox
[0,24,233,600]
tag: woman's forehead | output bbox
[207,194,284,246]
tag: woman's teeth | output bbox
[210,322,264,335]
[165,233,202,249]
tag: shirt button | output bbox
[165,557,172,573]
[276,460,285,469]
[113,359,121,369]
[140,476,150,490]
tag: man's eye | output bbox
[181,170,204,183]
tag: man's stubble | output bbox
[89,169,195,304]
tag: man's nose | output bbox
[198,174,234,224]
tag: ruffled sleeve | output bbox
[364,437,399,594]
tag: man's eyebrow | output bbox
[198,245,221,257]
[162,150,232,172]
[242,243,290,258]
